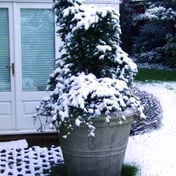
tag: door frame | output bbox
[0,1,56,133]
[15,2,56,130]
[0,3,16,130]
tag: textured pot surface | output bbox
[60,114,134,176]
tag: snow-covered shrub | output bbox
[130,87,162,135]
[34,0,144,137]
[133,5,176,22]
[132,22,167,64]
[133,23,168,54]
[134,50,162,64]
[132,2,176,65]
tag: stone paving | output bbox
[0,143,63,176]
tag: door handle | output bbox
[6,63,15,76]
[11,63,15,76]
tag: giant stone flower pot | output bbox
[59,112,134,176]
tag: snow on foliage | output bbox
[134,5,176,22]
[34,0,144,137]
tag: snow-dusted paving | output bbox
[0,140,63,176]
[125,82,176,176]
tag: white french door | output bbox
[0,3,15,130]
[0,2,55,132]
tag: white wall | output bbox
[0,0,121,2]
[85,0,121,12]
[0,0,121,12]
[0,0,121,6]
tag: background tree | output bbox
[120,0,176,67]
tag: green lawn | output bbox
[122,165,138,176]
[135,68,176,82]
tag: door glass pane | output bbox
[21,9,55,91]
[0,8,10,92]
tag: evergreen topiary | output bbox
[34,0,144,137]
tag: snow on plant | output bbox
[34,0,144,137]
[134,5,176,23]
